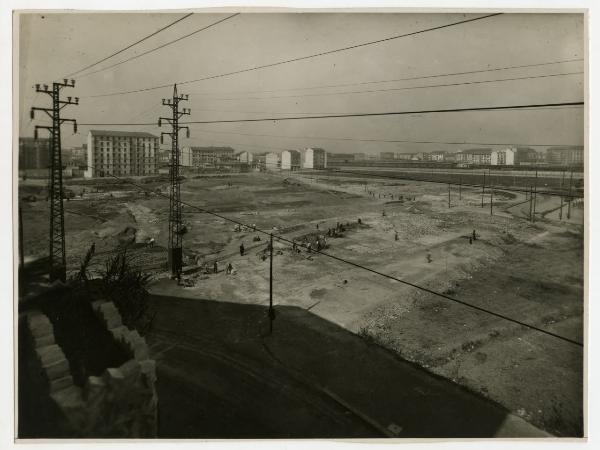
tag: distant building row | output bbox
[328,146,583,166]
[18,129,583,180]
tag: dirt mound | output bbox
[117,226,137,245]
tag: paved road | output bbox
[147,291,549,439]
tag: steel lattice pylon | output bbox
[159,84,190,277]
[32,80,78,282]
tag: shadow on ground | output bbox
[148,292,548,439]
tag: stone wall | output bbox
[22,300,157,438]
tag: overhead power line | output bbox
[76,13,240,80]
[187,57,584,97]
[190,71,584,102]
[86,13,503,98]
[82,166,582,347]
[77,101,585,126]
[65,13,194,79]
[191,122,583,148]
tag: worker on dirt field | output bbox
[469,236,473,245]
[395,231,399,241]
[213,261,218,273]
[358,218,362,224]
[226,263,233,275]
[472,229,477,241]
[292,242,297,252]
[307,242,312,253]
[91,242,96,254]
[316,223,319,230]
[427,252,433,264]
[240,243,245,256]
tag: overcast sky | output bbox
[18,12,584,154]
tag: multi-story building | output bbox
[302,148,327,169]
[379,151,395,160]
[281,150,301,170]
[237,151,253,164]
[180,146,235,168]
[19,137,50,170]
[546,146,584,166]
[427,151,446,162]
[456,148,492,165]
[514,147,539,165]
[326,152,355,164]
[265,152,281,170]
[85,130,159,178]
[491,148,516,166]
[394,152,414,160]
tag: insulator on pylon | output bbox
[73,122,77,133]
[161,135,164,144]
[158,118,162,127]
[44,84,48,90]
[186,129,190,138]
[67,96,72,102]
[34,129,38,140]
[30,109,34,119]
[35,84,40,90]
[63,79,68,84]
[71,79,75,86]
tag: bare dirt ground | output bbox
[19,170,584,436]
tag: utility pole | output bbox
[490,181,494,216]
[459,175,462,200]
[528,186,533,222]
[532,169,538,223]
[481,171,486,208]
[567,167,573,220]
[159,84,190,277]
[268,233,275,335]
[31,80,78,282]
[448,183,450,208]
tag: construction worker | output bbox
[472,229,477,241]
[226,263,233,275]
[90,242,96,254]
[213,261,218,274]
[395,231,399,241]
[240,243,245,256]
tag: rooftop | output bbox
[459,148,492,155]
[88,130,158,138]
[187,146,235,153]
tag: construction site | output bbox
[15,10,586,442]
[18,165,584,437]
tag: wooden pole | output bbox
[448,183,451,208]
[567,168,573,219]
[269,233,274,335]
[532,170,538,223]
[481,172,486,208]
[459,175,462,200]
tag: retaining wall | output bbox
[22,300,157,438]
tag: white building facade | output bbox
[85,130,159,178]
[491,147,516,166]
[281,150,301,170]
[302,147,327,169]
[265,152,281,170]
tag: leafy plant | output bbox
[100,250,155,334]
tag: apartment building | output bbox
[85,130,159,178]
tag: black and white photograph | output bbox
[11,6,589,442]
